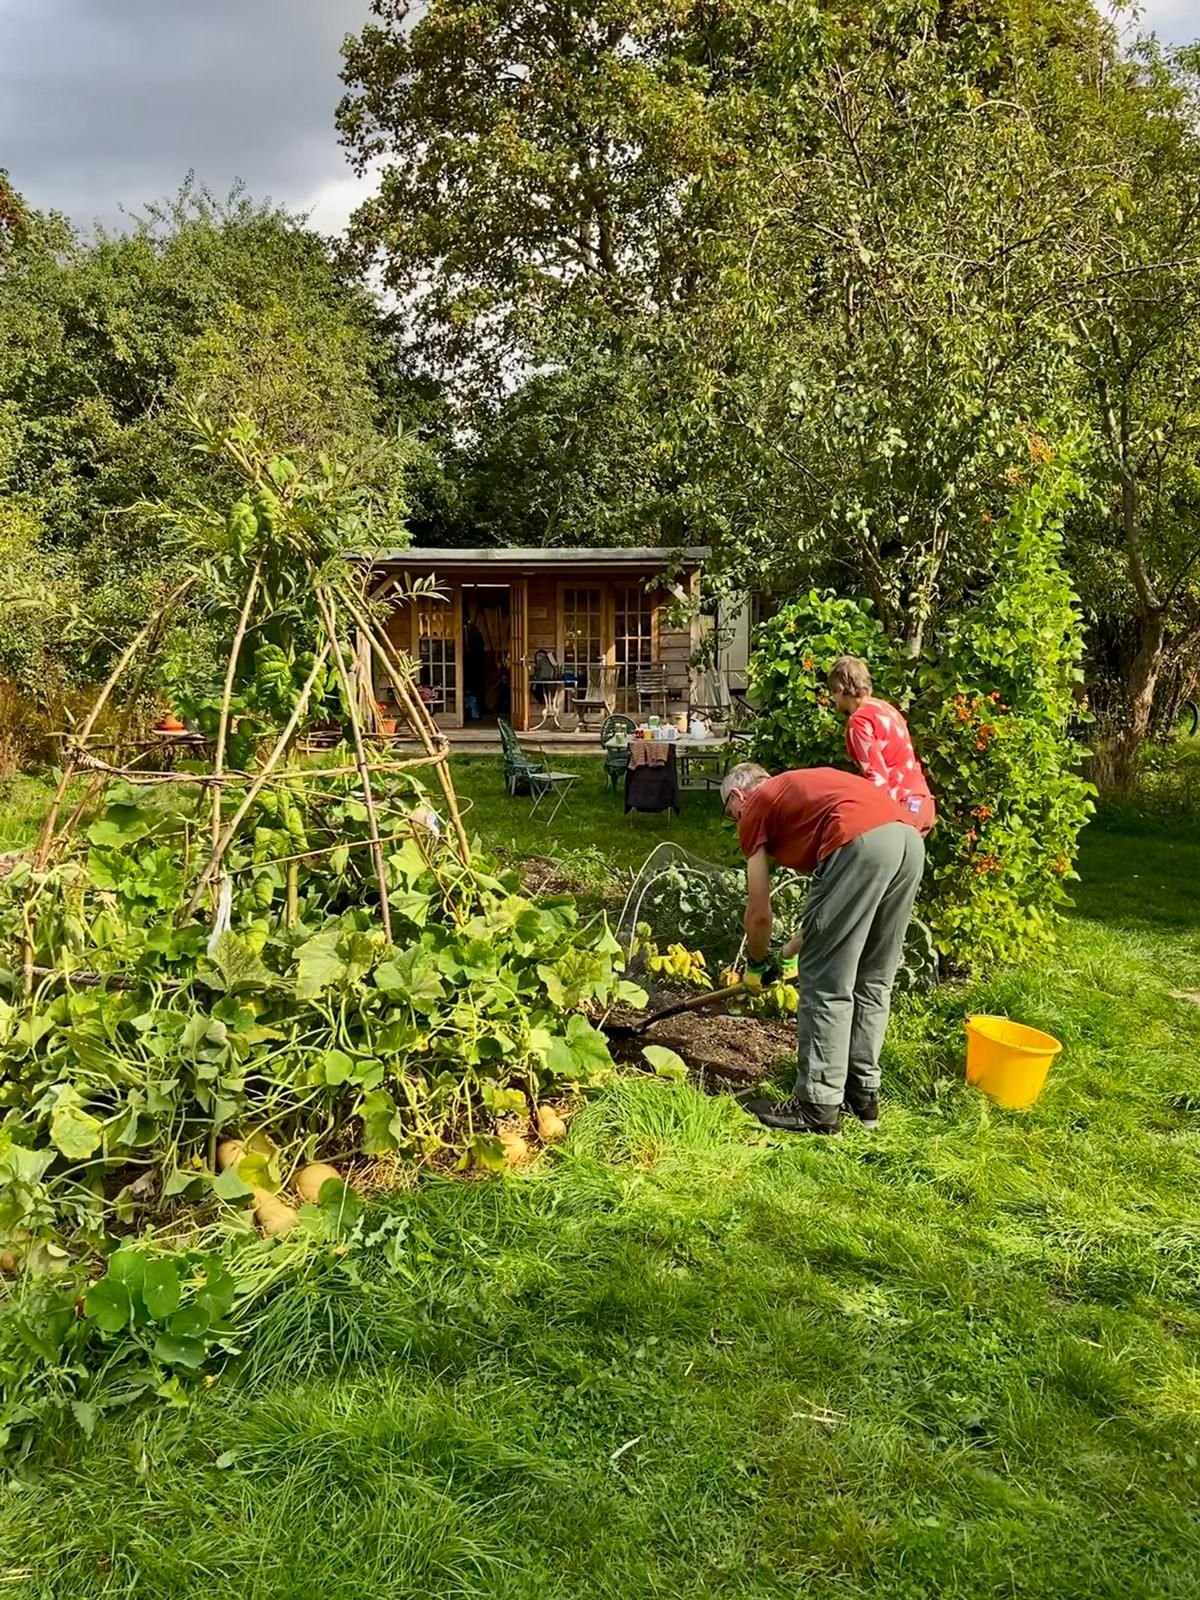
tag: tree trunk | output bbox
[1111,608,1166,789]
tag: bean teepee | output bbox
[28,418,470,978]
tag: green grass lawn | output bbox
[2,762,1200,1598]
[452,752,738,886]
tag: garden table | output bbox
[531,678,569,730]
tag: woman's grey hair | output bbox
[720,761,772,807]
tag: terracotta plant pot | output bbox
[378,717,398,736]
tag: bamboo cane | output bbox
[315,587,393,945]
[35,575,196,867]
[180,641,332,923]
[211,560,263,851]
[336,585,471,864]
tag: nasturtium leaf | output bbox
[142,1260,182,1321]
[50,1103,104,1160]
[170,1303,211,1340]
[84,1277,133,1334]
[104,1248,146,1292]
[193,1256,236,1321]
[153,1332,206,1370]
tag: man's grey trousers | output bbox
[793,821,925,1106]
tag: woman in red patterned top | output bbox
[828,657,936,837]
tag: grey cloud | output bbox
[0,0,372,230]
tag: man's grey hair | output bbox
[720,761,772,806]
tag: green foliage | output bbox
[749,469,1094,972]
[748,592,903,766]
[0,181,415,686]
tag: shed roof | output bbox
[374,546,708,570]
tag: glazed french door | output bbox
[412,589,462,724]
[614,585,654,711]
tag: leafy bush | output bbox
[748,469,1094,972]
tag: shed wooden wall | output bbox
[526,576,557,658]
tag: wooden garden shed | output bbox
[369,546,709,733]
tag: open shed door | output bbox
[509,579,529,731]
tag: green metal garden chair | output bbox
[600,713,636,791]
[498,718,548,796]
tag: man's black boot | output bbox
[745,1096,842,1135]
[843,1089,881,1130]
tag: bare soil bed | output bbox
[604,994,793,1095]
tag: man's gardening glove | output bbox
[741,959,776,993]
[742,954,798,993]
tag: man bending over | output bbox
[722,762,925,1135]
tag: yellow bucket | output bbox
[964,1015,1062,1109]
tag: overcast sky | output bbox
[0,0,1195,238]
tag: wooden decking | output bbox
[390,724,608,757]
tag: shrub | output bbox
[748,469,1094,973]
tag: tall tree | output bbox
[338,0,754,394]
[1057,42,1200,779]
[0,181,412,676]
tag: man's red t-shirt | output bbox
[736,767,907,872]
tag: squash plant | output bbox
[0,776,644,1263]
